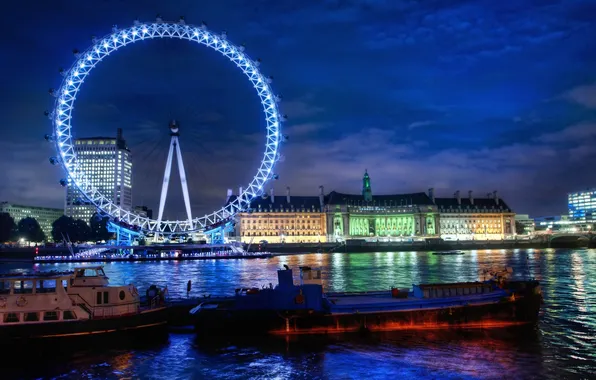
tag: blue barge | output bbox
[190,267,542,336]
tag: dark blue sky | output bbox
[1,0,595,219]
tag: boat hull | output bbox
[193,282,542,337]
[0,307,169,342]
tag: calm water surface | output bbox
[2,248,595,379]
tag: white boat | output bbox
[0,266,169,341]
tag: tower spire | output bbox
[363,169,372,202]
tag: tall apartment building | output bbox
[0,202,63,241]
[65,128,132,224]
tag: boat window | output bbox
[97,268,106,277]
[63,310,77,320]
[36,279,57,294]
[13,280,34,294]
[119,290,125,300]
[3,313,19,323]
[96,291,102,305]
[24,312,39,322]
[76,268,98,277]
[0,280,10,294]
[103,291,109,304]
[62,280,68,291]
[43,311,59,321]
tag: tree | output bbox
[0,212,17,243]
[52,215,93,243]
[52,215,75,243]
[515,221,526,235]
[73,219,92,243]
[90,213,113,242]
[17,217,46,243]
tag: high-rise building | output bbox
[0,202,63,241]
[568,189,596,222]
[65,128,132,224]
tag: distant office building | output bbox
[568,189,596,222]
[65,128,132,224]
[0,202,63,241]
[133,206,153,219]
[514,214,535,234]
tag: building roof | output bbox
[0,202,63,212]
[227,195,323,211]
[326,191,434,206]
[433,197,512,212]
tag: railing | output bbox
[69,293,140,318]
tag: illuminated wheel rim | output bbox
[51,20,283,233]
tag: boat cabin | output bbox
[71,266,109,287]
[0,271,81,326]
[67,266,143,318]
[0,266,163,327]
[299,266,323,286]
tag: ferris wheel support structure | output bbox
[156,120,193,234]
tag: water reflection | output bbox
[1,249,595,379]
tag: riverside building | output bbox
[434,190,516,240]
[64,128,132,224]
[232,170,517,242]
[0,202,63,241]
[233,187,327,244]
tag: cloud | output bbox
[565,83,596,109]
[407,120,434,130]
[282,97,325,119]
[0,141,64,209]
[284,123,327,136]
[535,122,596,143]
[272,125,596,216]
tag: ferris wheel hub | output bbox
[169,119,179,135]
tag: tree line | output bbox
[0,212,113,244]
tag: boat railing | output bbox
[69,293,140,318]
[90,303,138,318]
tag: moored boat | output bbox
[0,266,169,342]
[190,266,542,337]
[432,250,465,255]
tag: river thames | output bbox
[2,248,595,379]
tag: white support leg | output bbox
[157,138,176,224]
[174,137,193,226]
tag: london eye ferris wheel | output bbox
[46,17,286,235]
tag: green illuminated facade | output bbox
[325,171,439,240]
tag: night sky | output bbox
[1,0,595,220]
